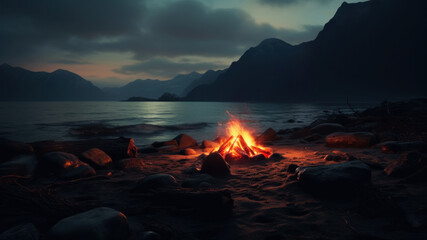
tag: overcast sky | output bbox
[0,0,364,87]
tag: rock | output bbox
[250,154,266,162]
[40,152,96,180]
[201,152,231,177]
[116,158,144,169]
[269,153,285,161]
[48,207,129,240]
[310,123,345,135]
[256,128,278,143]
[296,161,371,195]
[182,174,216,188]
[304,134,322,142]
[0,223,39,240]
[384,151,427,177]
[173,134,197,149]
[81,148,112,168]
[0,155,37,177]
[180,148,196,155]
[201,140,219,149]
[142,231,161,240]
[0,139,33,162]
[380,141,427,154]
[151,140,177,148]
[136,174,178,190]
[287,164,299,173]
[325,132,376,148]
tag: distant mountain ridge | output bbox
[0,64,106,101]
[186,0,427,101]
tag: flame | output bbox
[213,112,272,161]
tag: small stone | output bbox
[201,152,231,177]
[257,128,278,143]
[287,164,298,173]
[269,153,285,161]
[40,152,95,180]
[48,207,129,240]
[173,134,198,149]
[81,148,112,168]
[136,174,178,190]
[116,158,144,169]
[180,148,197,155]
[0,223,39,240]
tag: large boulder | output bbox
[0,155,37,177]
[40,152,96,180]
[296,160,371,195]
[0,139,33,162]
[115,158,144,170]
[256,128,278,143]
[310,123,345,135]
[81,148,112,168]
[0,223,39,240]
[48,207,129,240]
[173,134,197,149]
[326,132,376,148]
[135,174,178,190]
[384,151,427,178]
[201,152,231,177]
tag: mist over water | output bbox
[0,101,374,147]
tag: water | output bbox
[0,101,374,147]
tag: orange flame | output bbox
[214,112,272,160]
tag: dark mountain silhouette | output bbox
[186,0,427,102]
[0,64,106,101]
[182,69,226,96]
[103,72,202,100]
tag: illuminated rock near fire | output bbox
[40,152,96,180]
[173,134,198,149]
[384,151,427,178]
[201,140,219,149]
[115,158,144,169]
[326,132,376,148]
[180,148,197,155]
[81,148,112,168]
[256,128,278,143]
[201,152,231,177]
[48,207,129,240]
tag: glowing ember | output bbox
[213,112,272,161]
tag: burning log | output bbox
[238,135,255,156]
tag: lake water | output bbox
[0,101,375,147]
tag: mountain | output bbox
[104,72,202,100]
[182,69,226,96]
[0,64,106,101]
[186,0,427,102]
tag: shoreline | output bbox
[1,99,426,239]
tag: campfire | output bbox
[212,112,272,161]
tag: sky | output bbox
[0,0,364,87]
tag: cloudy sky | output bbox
[0,0,363,87]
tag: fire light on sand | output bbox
[213,111,272,161]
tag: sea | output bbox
[0,101,375,148]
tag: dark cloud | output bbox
[113,58,225,77]
[258,0,334,7]
[0,0,323,77]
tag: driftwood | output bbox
[30,137,138,161]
